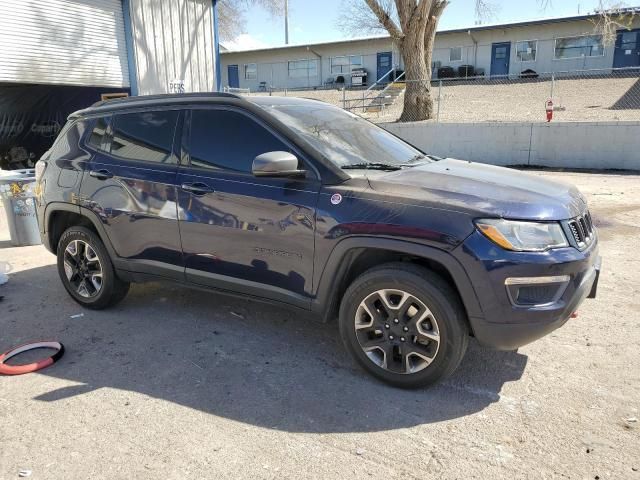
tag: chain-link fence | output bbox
[362,67,640,123]
[238,66,640,124]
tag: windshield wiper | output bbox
[341,162,403,171]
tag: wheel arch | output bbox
[311,237,483,326]
[44,203,117,259]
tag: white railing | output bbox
[340,67,397,110]
[343,70,406,113]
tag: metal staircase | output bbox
[365,81,406,113]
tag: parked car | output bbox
[35,93,601,388]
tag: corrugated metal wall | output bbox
[0,0,129,88]
[128,0,217,95]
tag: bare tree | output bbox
[590,1,639,45]
[340,0,556,122]
[217,0,284,41]
[353,0,448,121]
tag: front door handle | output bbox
[181,182,214,196]
[89,169,113,180]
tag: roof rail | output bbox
[89,91,241,108]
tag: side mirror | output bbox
[252,151,306,178]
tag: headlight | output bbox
[475,219,568,252]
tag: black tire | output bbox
[56,226,130,310]
[339,262,469,389]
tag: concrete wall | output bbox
[382,121,640,170]
[128,0,217,95]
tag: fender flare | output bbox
[311,237,483,323]
[43,202,118,259]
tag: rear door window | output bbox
[110,110,179,164]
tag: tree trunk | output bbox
[398,30,433,122]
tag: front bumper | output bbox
[454,230,601,350]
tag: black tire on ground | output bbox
[339,262,469,389]
[56,226,130,310]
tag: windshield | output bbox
[263,104,428,168]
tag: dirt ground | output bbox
[0,170,639,480]
[250,74,640,123]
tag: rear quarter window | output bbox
[86,116,110,151]
[47,120,88,161]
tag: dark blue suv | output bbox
[35,93,600,388]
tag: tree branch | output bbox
[590,1,639,45]
[365,0,403,39]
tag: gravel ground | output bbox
[0,170,639,480]
[249,74,640,123]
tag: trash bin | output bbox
[0,169,41,246]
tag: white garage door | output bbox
[0,0,130,88]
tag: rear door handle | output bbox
[89,169,113,180]
[181,182,214,196]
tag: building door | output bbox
[0,0,129,89]
[228,65,240,88]
[490,42,511,77]
[614,29,640,68]
[377,52,393,82]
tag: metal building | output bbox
[0,0,220,169]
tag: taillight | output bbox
[35,160,47,182]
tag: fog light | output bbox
[505,275,570,307]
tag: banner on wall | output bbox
[0,84,129,170]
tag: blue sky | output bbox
[225,0,608,49]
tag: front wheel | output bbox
[56,226,130,310]
[339,263,469,389]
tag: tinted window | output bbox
[110,110,179,164]
[87,116,110,151]
[48,121,87,160]
[189,109,289,173]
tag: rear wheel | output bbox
[339,263,468,389]
[56,226,129,310]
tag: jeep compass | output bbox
[35,93,600,388]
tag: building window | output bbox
[288,59,319,78]
[554,35,604,59]
[516,40,538,62]
[449,47,463,62]
[331,55,363,74]
[244,63,257,80]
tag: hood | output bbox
[368,159,586,220]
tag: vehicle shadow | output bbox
[1,264,528,434]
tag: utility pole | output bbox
[284,0,289,44]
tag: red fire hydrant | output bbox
[545,99,554,122]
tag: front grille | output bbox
[567,211,595,249]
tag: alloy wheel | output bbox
[63,240,103,298]
[354,289,440,374]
